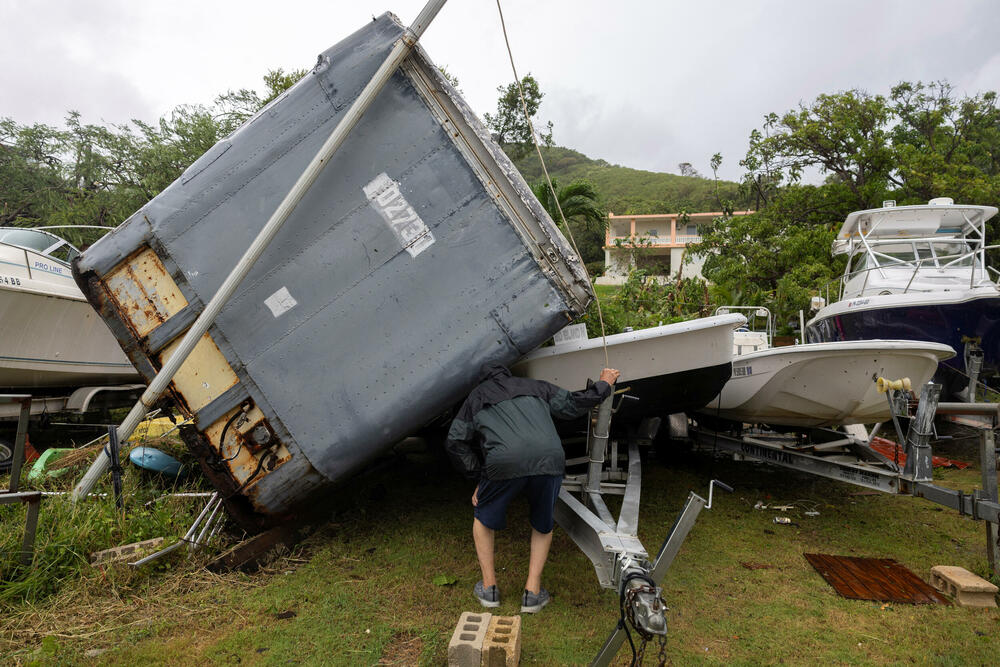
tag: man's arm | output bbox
[445,416,483,480]
[547,368,620,420]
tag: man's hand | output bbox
[472,485,479,507]
[599,368,620,385]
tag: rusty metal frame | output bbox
[690,383,1000,576]
[1,394,39,565]
[1,395,32,493]
[0,491,41,566]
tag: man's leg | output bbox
[525,527,553,594]
[524,474,562,595]
[473,518,497,587]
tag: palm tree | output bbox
[530,178,606,265]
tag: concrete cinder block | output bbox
[90,537,166,566]
[483,615,521,667]
[930,565,998,608]
[447,611,491,667]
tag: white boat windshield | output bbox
[0,228,80,264]
[850,240,977,272]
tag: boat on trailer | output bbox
[512,313,747,421]
[702,307,955,428]
[0,227,139,390]
[806,198,1000,399]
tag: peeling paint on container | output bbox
[73,13,591,526]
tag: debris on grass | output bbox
[432,574,457,586]
[739,562,774,570]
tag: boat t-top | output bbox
[806,198,1000,399]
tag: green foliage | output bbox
[691,185,845,329]
[483,74,553,159]
[511,146,746,215]
[579,269,712,337]
[214,68,307,135]
[700,79,1000,332]
[0,470,208,604]
[0,69,303,236]
[530,178,606,264]
[890,81,1000,206]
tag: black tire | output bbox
[0,440,13,473]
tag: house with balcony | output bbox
[596,210,753,284]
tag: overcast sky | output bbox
[3,0,1000,181]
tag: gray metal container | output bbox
[73,13,591,524]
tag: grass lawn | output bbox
[4,442,999,665]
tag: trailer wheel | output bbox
[0,439,12,472]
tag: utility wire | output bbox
[495,0,610,368]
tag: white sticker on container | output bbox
[264,286,298,318]
[363,172,435,258]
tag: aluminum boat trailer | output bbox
[555,392,730,666]
[688,382,1000,575]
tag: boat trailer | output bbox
[556,390,730,666]
[688,381,1000,576]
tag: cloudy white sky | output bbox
[3,0,1000,181]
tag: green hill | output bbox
[510,146,746,215]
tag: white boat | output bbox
[704,307,955,428]
[0,227,139,389]
[806,198,1000,398]
[512,313,747,421]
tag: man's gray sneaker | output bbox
[474,580,500,608]
[520,587,550,613]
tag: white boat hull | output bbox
[513,314,746,418]
[703,340,955,428]
[0,285,139,389]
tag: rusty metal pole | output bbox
[980,428,999,576]
[7,397,30,493]
[72,0,449,501]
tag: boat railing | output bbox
[816,243,1000,303]
[714,305,773,347]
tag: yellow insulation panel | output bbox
[159,333,239,413]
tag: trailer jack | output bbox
[556,394,730,665]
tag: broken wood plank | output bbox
[207,525,297,572]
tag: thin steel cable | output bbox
[495,0,610,368]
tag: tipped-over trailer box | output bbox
[73,13,591,526]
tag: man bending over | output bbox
[446,362,620,613]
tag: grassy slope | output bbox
[8,444,998,665]
[510,146,746,215]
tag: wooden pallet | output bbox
[804,553,950,605]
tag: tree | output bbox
[695,80,1000,333]
[739,90,896,210]
[0,67,306,236]
[530,178,605,266]
[678,162,701,178]
[890,81,1000,205]
[483,74,553,159]
[437,65,462,93]
[214,68,308,135]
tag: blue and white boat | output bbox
[806,198,1000,398]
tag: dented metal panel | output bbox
[104,248,188,338]
[73,13,591,523]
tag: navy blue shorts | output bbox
[473,474,562,533]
